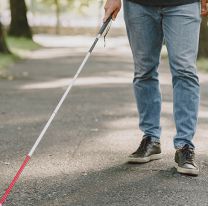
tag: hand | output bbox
[201,0,208,17]
[103,0,121,22]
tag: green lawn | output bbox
[0,37,40,78]
[6,37,40,54]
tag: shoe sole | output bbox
[128,153,162,163]
[175,164,199,176]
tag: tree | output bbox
[37,0,97,32]
[0,21,10,54]
[9,0,32,38]
[55,0,61,34]
[198,17,208,58]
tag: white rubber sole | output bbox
[175,164,199,176]
[128,153,162,163]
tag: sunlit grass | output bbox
[6,37,40,56]
[0,53,19,69]
[1,37,40,64]
[0,54,19,79]
[0,37,40,79]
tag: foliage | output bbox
[31,0,98,14]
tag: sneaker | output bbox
[128,136,162,163]
[175,144,199,176]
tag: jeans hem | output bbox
[174,144,194,150]
[143,134,160,143]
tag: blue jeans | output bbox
[123,1,201,149]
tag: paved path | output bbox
[0,35,208,206]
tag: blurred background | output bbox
[0,0,126,79]
[0,0,207,76]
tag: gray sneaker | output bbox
[128,136,162,163]
[175,144,199,176]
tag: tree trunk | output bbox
[0,21,10,54]
[9,0,32,38]
[198,17,208,58]
[55,0,60,34]
[98,0,104,27]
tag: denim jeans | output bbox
[123,1,201,149]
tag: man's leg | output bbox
[123,1,163,163]
[123,0,163,140]
[163,2,201,175]
[163,2,201,149]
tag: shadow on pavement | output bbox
[5,157,208,206]
[0,50,208,205]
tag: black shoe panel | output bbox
[129,136,161,159]
[175,144,199,175]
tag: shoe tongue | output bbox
[141,137,150,145]
[183,144,190,150]
[143,135,152,141]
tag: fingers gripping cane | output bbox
[0,16,112,206]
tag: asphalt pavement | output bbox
[0,35,208,206]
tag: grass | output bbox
[0,53,19,69]
[6,37,40,55]
[0,37,40,79]
[197,58,208,72]
[0,37,40,68]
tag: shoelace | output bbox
[182,145,194,162]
